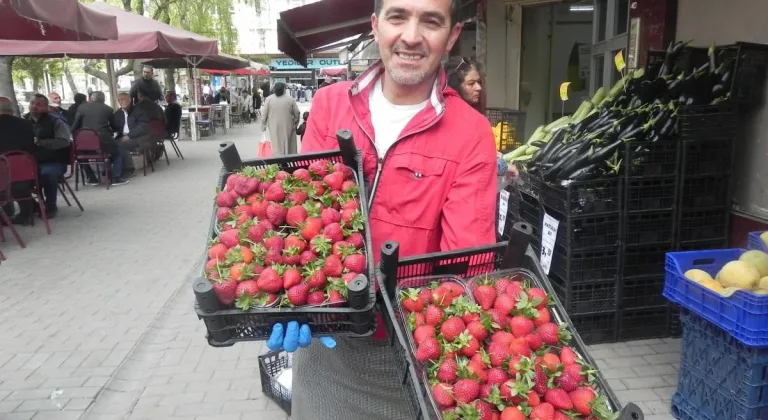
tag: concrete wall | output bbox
[485,0,522,110]
[677,0,768,220]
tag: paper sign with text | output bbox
[539,213,560,275]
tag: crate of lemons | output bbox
[685,249,768,296]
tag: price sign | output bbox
[539,213,560,275]
[497,190,510,236]
[559,82,570,101]
[614,50,626,72]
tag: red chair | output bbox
[2,151,51,235]
[58,146,84,212]
[73,129,111,190]
[0,154,25,255]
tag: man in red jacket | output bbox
[268,0,497,418]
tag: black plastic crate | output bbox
[549,272,618,314]
[621,275,666,309]
[680,138,735,177]
[624,177,678,212]
[677,208,730,243]
[518,170,540,197]
[676,238,729,251]
[678,104,738,141]
[259,351,291,415]
[619,304,677,341]
[534,174,622,216]
[679,176,731,209]
[194,143,378,347]
[502,190,541,241]
[550,246,621,284]
[545,207,621,250]
[622,141,680,178]
[485,107,526,153]
[729,42,768,106]
[571,311,619,345]
[622,243,674,278]
[624,211,676,245]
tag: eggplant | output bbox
[659,117,677,137]
[530,140,548,148]
[586,139,624,165]
[712,84,726,97]
[535,129,567,164]
[543,149,578,180]
[564,163,601,181]
[555,152,592,181]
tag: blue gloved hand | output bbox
[496,157,508,176]
[266,321,336,352]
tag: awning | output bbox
[319,66,348,77]
[144,54,250,71]
[202,68,270,76]
[0,0,118,41]
[277,0,374,67]
[0,1,218,58]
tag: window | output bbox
[590,0,630,92]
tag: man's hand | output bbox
[266,321,336,352]
[119,135,129,142]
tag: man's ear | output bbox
[446,23,462,52]
[371,13,379,43]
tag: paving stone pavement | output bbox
[0,101,681,420]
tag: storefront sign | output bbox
[540,213,560,275]
[559,82,570,101]
[271,58,343,70]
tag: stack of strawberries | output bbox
[205,161,368,311]
[398,274,617,420]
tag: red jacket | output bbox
[302,62,498,263]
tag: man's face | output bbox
[372,0,461,87]
[117,95,130,110]
[142,67,153,80]
[324,76,332,84]
[30,98,47,115]
[48,92,61,106]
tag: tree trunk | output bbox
[83,59,135,93]
[64,62,78,95]
[32,78,40,93]
[164,69,175,94]
[0,57,19,116]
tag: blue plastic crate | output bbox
[749,231,768,253]
[664,249,768,347]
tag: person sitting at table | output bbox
[164,92,182,137]
[201,91,214,105]
[0,96,38,224]
[117,87,165,162]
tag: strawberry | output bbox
[436,358,458,382]
[215,191,237,207]
[266,202,287,226]
[413,325,436,344]
[541,353,560,372]
[246,224,265,243]
[487,342,509,367]
[491,331,515,346]
[208,243,228,261]
[440,317,466,342]
[264,234,285,251]
[346,232,364,248]
[225,174,239,191]
[536,323,571,346]
[487,367,509,385]
[300,250,317,266]
[216,207,232,221]
[343,253,366,274]
[292,168,311,182]
[559,346,578,365]
[310,235,332,256]
[415,337,441,362]
[285,205,308,227]
[323,172,344,191]
[533,365,548,395]
[555,371,580,392]
[424,305,443,326]
[286,283,309,306]
[308,180,325,196]
[407,312,426,329]
[332,162,353,179]
[323,223,345,243]
[322,254,343,277]
[264,183,286,202]
[525,333,543,351]
[226,245,255,265]
[228,263,253,281]
[258,181,271,194]
[275,170,290,181]
[234,279,258,297]
[340,208,359,228]
[505,282,524,300]
[204,258,221,274]
[466,320,488,341]
[453,378,480,404]
[305,268,327,290]
[341,180,357,193]
[307,290,326,305]
[320,208,341,226]
[300,217,324,241]
[530,402,555,420]
[535,307,552,326]
[508,337,531,357]
[328,289,346,306]
[493,294,516,316]
[400,289,424,313]
[563,363,586,384]
[287,190,308,205]
[211,278,238,306]
[487,308,508,330]
[418,288,433,306]
[500,406,526,420]
[544,388,573,410]
[494,278,511,294]
[284,235,307,253]
[256,267,282,293]
[219,229,240,248]
[234,203,254,217]
[308,160,328,178]
[527,288,548,309]
[431,383,454,409]
[569,387,596,416]
[527,391,541,406]
[282,268,302,289]
[553,411,571,420]
[473,284,497,310]
[341,198,359,211]
[264,248,283,265]
[509,315,535,338]
[458,335,481,357]
[234,281,273,310]
[258,219,275,231]
[251,199,269,219]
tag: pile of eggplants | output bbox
[511,41,736,184]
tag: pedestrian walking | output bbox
[260,82,300,156]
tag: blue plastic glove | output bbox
[496,157,508,176]
[266,321,336,352]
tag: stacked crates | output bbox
[486,108,526,154]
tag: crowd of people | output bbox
[0,65,182,224]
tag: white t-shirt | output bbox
[369,79,427,158]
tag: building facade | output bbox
[233,0,320,56]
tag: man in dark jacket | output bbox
[66,93,87,126]
[0,96,38,223]
[118,87,165,160]
[129,65,163,105]
[164,92,182,135]
[25,94,71,218]
[260,80,271,98]
[71,91,128,186]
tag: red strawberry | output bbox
[204,258,221,274]
[246,224,265,243]
[436,358,458,382]
[258,219,275,231]
[453,379,480,404]
[415,337,441,362]
[530,403,555,420]
[323,223,344,243]
[528,288,548,309]
[308,180,325,196]
[533,365,548,395]
[346,232,364,248]
[487,342,509,367]
[440,317,466,342]
[487,367,509,385]
[331,241,354,257]
[569,387,596,416]
[264,183,286,202]
[286,283,309,306]
[400,289,424,313]
[208,243,228,261]
[216,191,237,207]
[508,337,531,357]
[505,282,524,300]
[493,294,516,316]
[234,279,258,298]
[536,323,567,346]
[234,203,254,217]
[211,278,238,306]
[284,235,307,253]
[307,290,326,305]
[527,391,541,406]
[308,160,328,178]
[491,331,515,346]
[466,321,488,342]
[341,198,359,211]
[226,245,254,264]
[500,406,526,420]
[300,250,317,266]
[292,168,312,182]
[264,234,284,251]
[417,288,433,306]
[332,162,353,179]
[328,289,346,306]
[285,205,308,227]
[258,181,272,194]
[218,229,240,248]
[560,346,578,365]
[256,268,282,293]
[555,371,580,392]
[341,180,357,193]
[509,315,535,338]
[493,278,511,294]
[320,208,341,226]
[282,268,302,289]
[343,253,366,274]
[525,334,543,351]
[216,207,232,221]
[473,284,497,310]
[266,203,287,226]
[322,254,343,277]
[487,308,508,330]
[541,353,561,372]
[553,411,572,420]
[225,174,239,191]
[287,190,308,205]
[300,217,324,241]
[306,268,327,290]
[535,307,552,326]
[251,199,269,219]
[425,305,443,326]
[412,325,435,344]
[544,389,573,410]
[275,170,290,181]
[431,383,454,409]
[340,208,358,228]
[323,172,344,191]
[459,335,481,357]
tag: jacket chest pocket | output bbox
[376,153,449,230]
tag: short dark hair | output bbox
[91,91,106,103]
[32,93,48,105]
[374,0,460,25]
[303,111,309,121]
[273,82,286,97]
[74,93,87,105]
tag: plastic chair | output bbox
[165,131,184,160]
[196,107,215,138]
[73,129,111,190]
[58,146,84,212]
[0,154,25,253]
[2,151,51,235]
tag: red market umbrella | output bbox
[0,1,218,58]
[0,0,118,41]
[144,54,250,71]
[320,66,348,77]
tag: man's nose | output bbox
[400,20,422,46]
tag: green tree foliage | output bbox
[12,58,65,92]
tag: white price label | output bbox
[497,190,510,236]
[539,213,560,275]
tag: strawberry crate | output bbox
[377,239,633,420]
[194,136,377,347]
[748,231,768,253]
